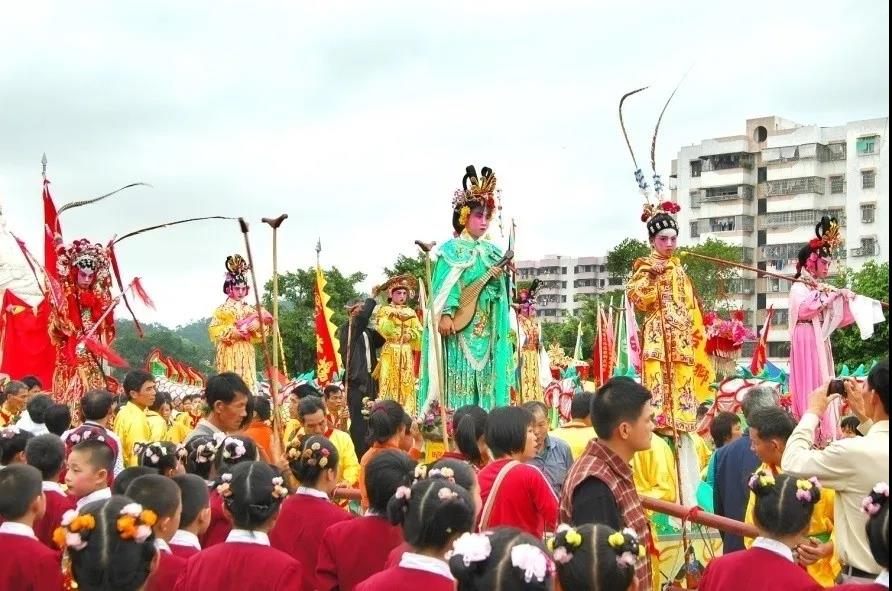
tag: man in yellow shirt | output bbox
[113,370,156,467]
[0,381,29,427]
[294,396,360,487]
[551,392,597,460]
[745,406,840,587]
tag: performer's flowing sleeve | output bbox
[433,255,463,317]
[627,258,659,313]
[208,306,236,345]
[408,316,423,350]
[376,313,400,340]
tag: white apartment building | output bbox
[515,255,616,322]
[673,116,889,367]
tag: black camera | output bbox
[827,379,847,397]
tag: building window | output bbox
[561,295,567,303]
[768,342,791,358]
[827,143,847,160]
[830,175,845,194]
[690,221,700,238]
[608,277,622,286]
[561,281,567,289]
[773,309,789,327]
[856,135,879,155]
[690,190,702,209]
[599,279,605,287]
[561,267,567,275]
[862,170,876,189]
[861,204,876,223]
[690,160,702,177]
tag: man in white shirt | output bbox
[61,389,125,477]
[782,360,889,582]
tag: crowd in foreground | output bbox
[0,361,888,591]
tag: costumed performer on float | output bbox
[371,274,423,415]
[514,279,546,404]
[417,165,513,412]
[208,254,271,392]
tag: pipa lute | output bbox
[451,249,514,332]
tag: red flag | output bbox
[750,306,774,375]
[43,178,60,279]
[314,265,341,385]
[0,291,55,387]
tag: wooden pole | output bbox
[262,215,288,437]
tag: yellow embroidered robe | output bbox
[372,304,422,414]
[208,298,264,391]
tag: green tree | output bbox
[383,253,427,283]
[828,261,889,369]
[678,238,743,311]
[606,238,650,281]
[112,320,215,378]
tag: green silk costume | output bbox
[417,232,513,411]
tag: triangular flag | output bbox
[314,264,341,385]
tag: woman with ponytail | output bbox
[550,523,644,591]
[700,470,824,590]
[441,405,490,470]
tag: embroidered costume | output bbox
[371,275,423,414]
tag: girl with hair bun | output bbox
[59,495,159,591]
[835,482,889,590]
[174,461,302,591]
[448,527,554,591]
[700,470,825,591]
[183,434,220,482]
[270,435,353,591]
[135,441,186,478]
[549,523,643,591]
[203,434,259,548]
[441,405,490,470]
[358,399,420,510]
[357,477,476,590]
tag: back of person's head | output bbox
[64,495,157,591]
[172,474,210,530]
[521,400,548,419]
[135,441,184,476]
[44,404,72,435]
[294,382,321,399]
[72,439,115,475]
[551,523,643,591]
[740,386,780,421]
[25,433,65,480]
[297,395,326,421]
[365,449,416,514]
[863,482,890,569]
[590,377,652,440]
[449,527,553,591]
[149,391,171,413]
[570,392,594,420]
[81,389,115,422]
[485,406,534,458]
[748,407,795,444]
[0,426,34,465]
[25,393,54,424]
[219,461,287,530]
[749,470,821,537]
[21,375,42,391]
[840,415,862,435]
[366,399,407,445]
[697,402,711,421]
[387,477,474,552]
[184,434,220,479]
[868,360,889,416]
[427,458,477,494]
[252,396,272,422]
[112,467,159,496]
[453,405,488,466]
[709,411,741,448]
[125,474,181,521]
[214,435,258,474]
[205,372,249,408]
[123,369,154,399]
[286,434,339,486]
[0,464,42,520]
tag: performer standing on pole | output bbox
[371,275,422,414]
[417,165,514,413]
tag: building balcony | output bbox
[698,152,756,172]
[759,308,790,328]
[761,143,846,164]
[726,278,756,295]
[758,277,791,295]
[760,176,825,198]
[763,209,847,229]
[690,184,755,208]
[851,242,880,257]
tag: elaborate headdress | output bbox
[222,254,249,294]
[619,83,684,239]
[372,274,419,300]
[795,216,842,277]
[56,239,112,291]
[452,165,501,234]
[515,278,540,317]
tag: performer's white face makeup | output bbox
[227,284,249,301]
[76,266,96,289]
[391,289,408,306]
[807,255,831,278]
[651,229,677,257]
[466,209,489,239]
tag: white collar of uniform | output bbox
[76,487,112,510]
[296,486,330,500]
[0,521,36,539]
[399,552,454,580]
[170,530,202,550]
[876,569,889,588]
[752,537,794,562]
[226,529,270,546]
[154,538,172,554]
[42,481,66,495]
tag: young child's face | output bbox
[65,449,107,499]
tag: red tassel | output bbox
[83,337,129,368]
[132,277,155,310]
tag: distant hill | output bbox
[113,318,214,377]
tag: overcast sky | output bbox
[1,0,888,327]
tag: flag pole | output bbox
[262,214,288,439]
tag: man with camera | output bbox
[781,360,889,583]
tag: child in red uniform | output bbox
[833,482,889,590]
[440,405,490,470]
[0,464,65,591]
[551,523,644,591]
[169,474,210,559]
[60,495,159,591]
[174,461,302,591]
[271,435,353,591]
[202,435,258,547]
[113,466,159,495]
[25,433,76,549]
[0,425,33,466]
[317,449,415,591]
[700,470,823,591]
[448,527,554,591]
[125,475,186,591]
[358,400,422,510]
[357,475,476,591]
[477,406,558,538]
[66,439,114,510]
[135,441,186,478]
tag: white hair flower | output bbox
[448,532,492,567]
[510,544,550,583]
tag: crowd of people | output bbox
[0,359,888,590]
